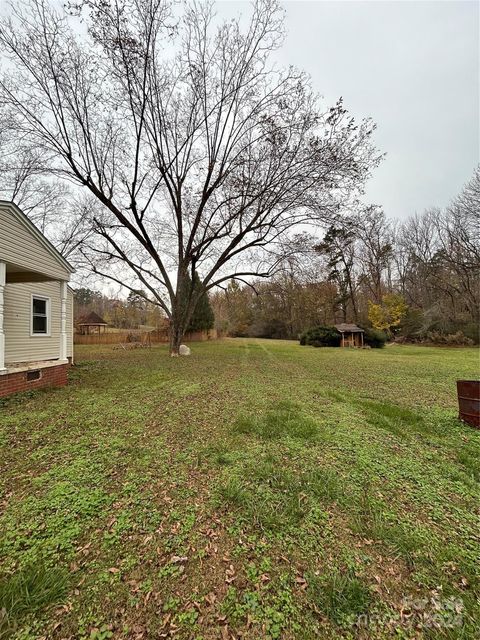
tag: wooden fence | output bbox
[74,328,218,345]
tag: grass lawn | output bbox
[0,340,479,639]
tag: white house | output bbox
[0,201,74,398]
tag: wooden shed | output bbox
[335,323,364,348]
[77,311,108,335]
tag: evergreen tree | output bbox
[187,272,215,332]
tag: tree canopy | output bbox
[0,0,379,352]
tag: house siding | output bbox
[0,204,71,281]
[4,281,72,363]
[67,289,73,361]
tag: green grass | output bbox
[0,563,69,638]
[234,400,319,440]
[0,339,479,639]
[306,570,372,626]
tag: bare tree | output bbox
[0,116,63,214]
[437,168,480,322]
[0,115,93,260]
[0,0,379,354]
[356,205,393,303]
[390,168,480,336]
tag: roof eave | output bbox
[0,200,75,275]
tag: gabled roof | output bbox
[335,323,364,333]
[0,200,74,274]
[77,311,108,325]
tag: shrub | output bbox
[362,327,387,349]
[426,330,474,346]
[398,306,479,345]
[299,326,341,347]
[461,322,480,344]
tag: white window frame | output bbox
[31,294,51,337]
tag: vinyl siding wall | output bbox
[0,204,71,281]
[4,281,73,363]
[67,289,73,361]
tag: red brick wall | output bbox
[0,363,68,398]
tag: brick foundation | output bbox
[0,363,68,398]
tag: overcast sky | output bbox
[285,0,479,219]
[223,0,479,220]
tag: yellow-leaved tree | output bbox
[368,294,408,336]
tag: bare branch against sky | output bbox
[1,0,476,222]
[218,0,479,219]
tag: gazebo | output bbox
[77,311,108,335]
[335,323,364,348]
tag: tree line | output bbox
[75,273,214,334]
[211,168,480,344]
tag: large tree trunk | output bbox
[169,320,185,356]
[169,269,191,356]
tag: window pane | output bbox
[33,315,47,334]
[33,298,47,315]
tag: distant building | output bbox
[76,311,108,335]
[335,323,364,348]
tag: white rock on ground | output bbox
[179,344,191,356]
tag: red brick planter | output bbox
[0,363,68,398]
